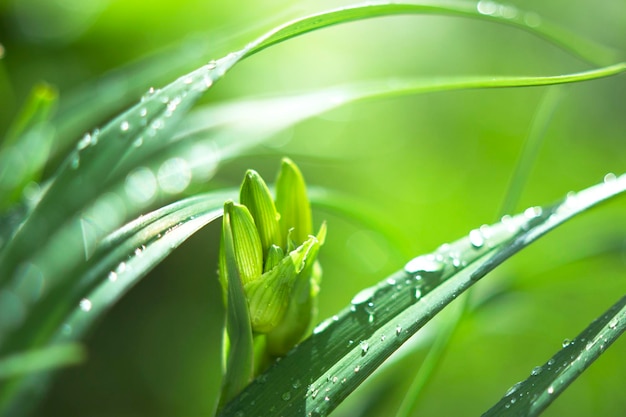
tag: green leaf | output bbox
[217,175,626,417]
[483,295,626,417]
[219,203,255,408]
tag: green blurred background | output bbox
[1,0,625,415]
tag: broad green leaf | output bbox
[483,295,626,417]
[217,175,626,417]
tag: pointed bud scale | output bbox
[275,158,312,247]
[240,170,282,257]
[222,201,263,286]
[264,244,284,273]
[244,236,320,333]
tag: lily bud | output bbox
[218,158,325,357]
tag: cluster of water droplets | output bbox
[71,129,101,170]
[475,0,541,27]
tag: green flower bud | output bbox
[218,158,325,363]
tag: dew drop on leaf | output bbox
[120,121,130,132]
[79,298,92,312]
[469,229,484,248]
[359,341,369,354]
[404,254,444,275]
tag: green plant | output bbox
[0,1,624,416]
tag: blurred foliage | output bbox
[0,0,625,416]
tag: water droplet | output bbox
[404,254,444,275]
[380,334,386,342]
[414,288,422,299]
[469,229,484,248]
[282,391,291,401]
[157,157,192,194]
[70,154,80,170]
[292,379,302,389]
[604,173,617,183]
[324,396,330,402]
[530,365,543,376]
[139,107,148,117]
[133,137,144,148]
[499,4,518,19]
[360,341,369,354]
[351,286,376,305]
[207,60,217,70]
[477,0,497,15]
[354,365,360,373]
[108,271,118,282]
[395,325,402,335]
[562,339,571,348]
[386,277,397,285]
[183,76,193,85]
[524,206,543,219]
[505,381,522,397]
[608,318,618,329]
[79,298,92,312]
[77,133,92,150]
[120,121,130,132]
[547,385,554,395]
[524,12,542,28]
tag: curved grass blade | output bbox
[483,295,626,417]
[2,0,622,291]
[217,174,626,417]
[151,63,626,187]
[241,1,618,65]
[0,50,242,283]
[2,61,622,355]
[2,0,620,280]
[0,190,234,415]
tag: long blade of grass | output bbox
[483,295,626,416]
[217,174,626,417]
[242,1,618,65]
[2,0,619,280]
[0,190,233,415]
[0,62,623,360]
